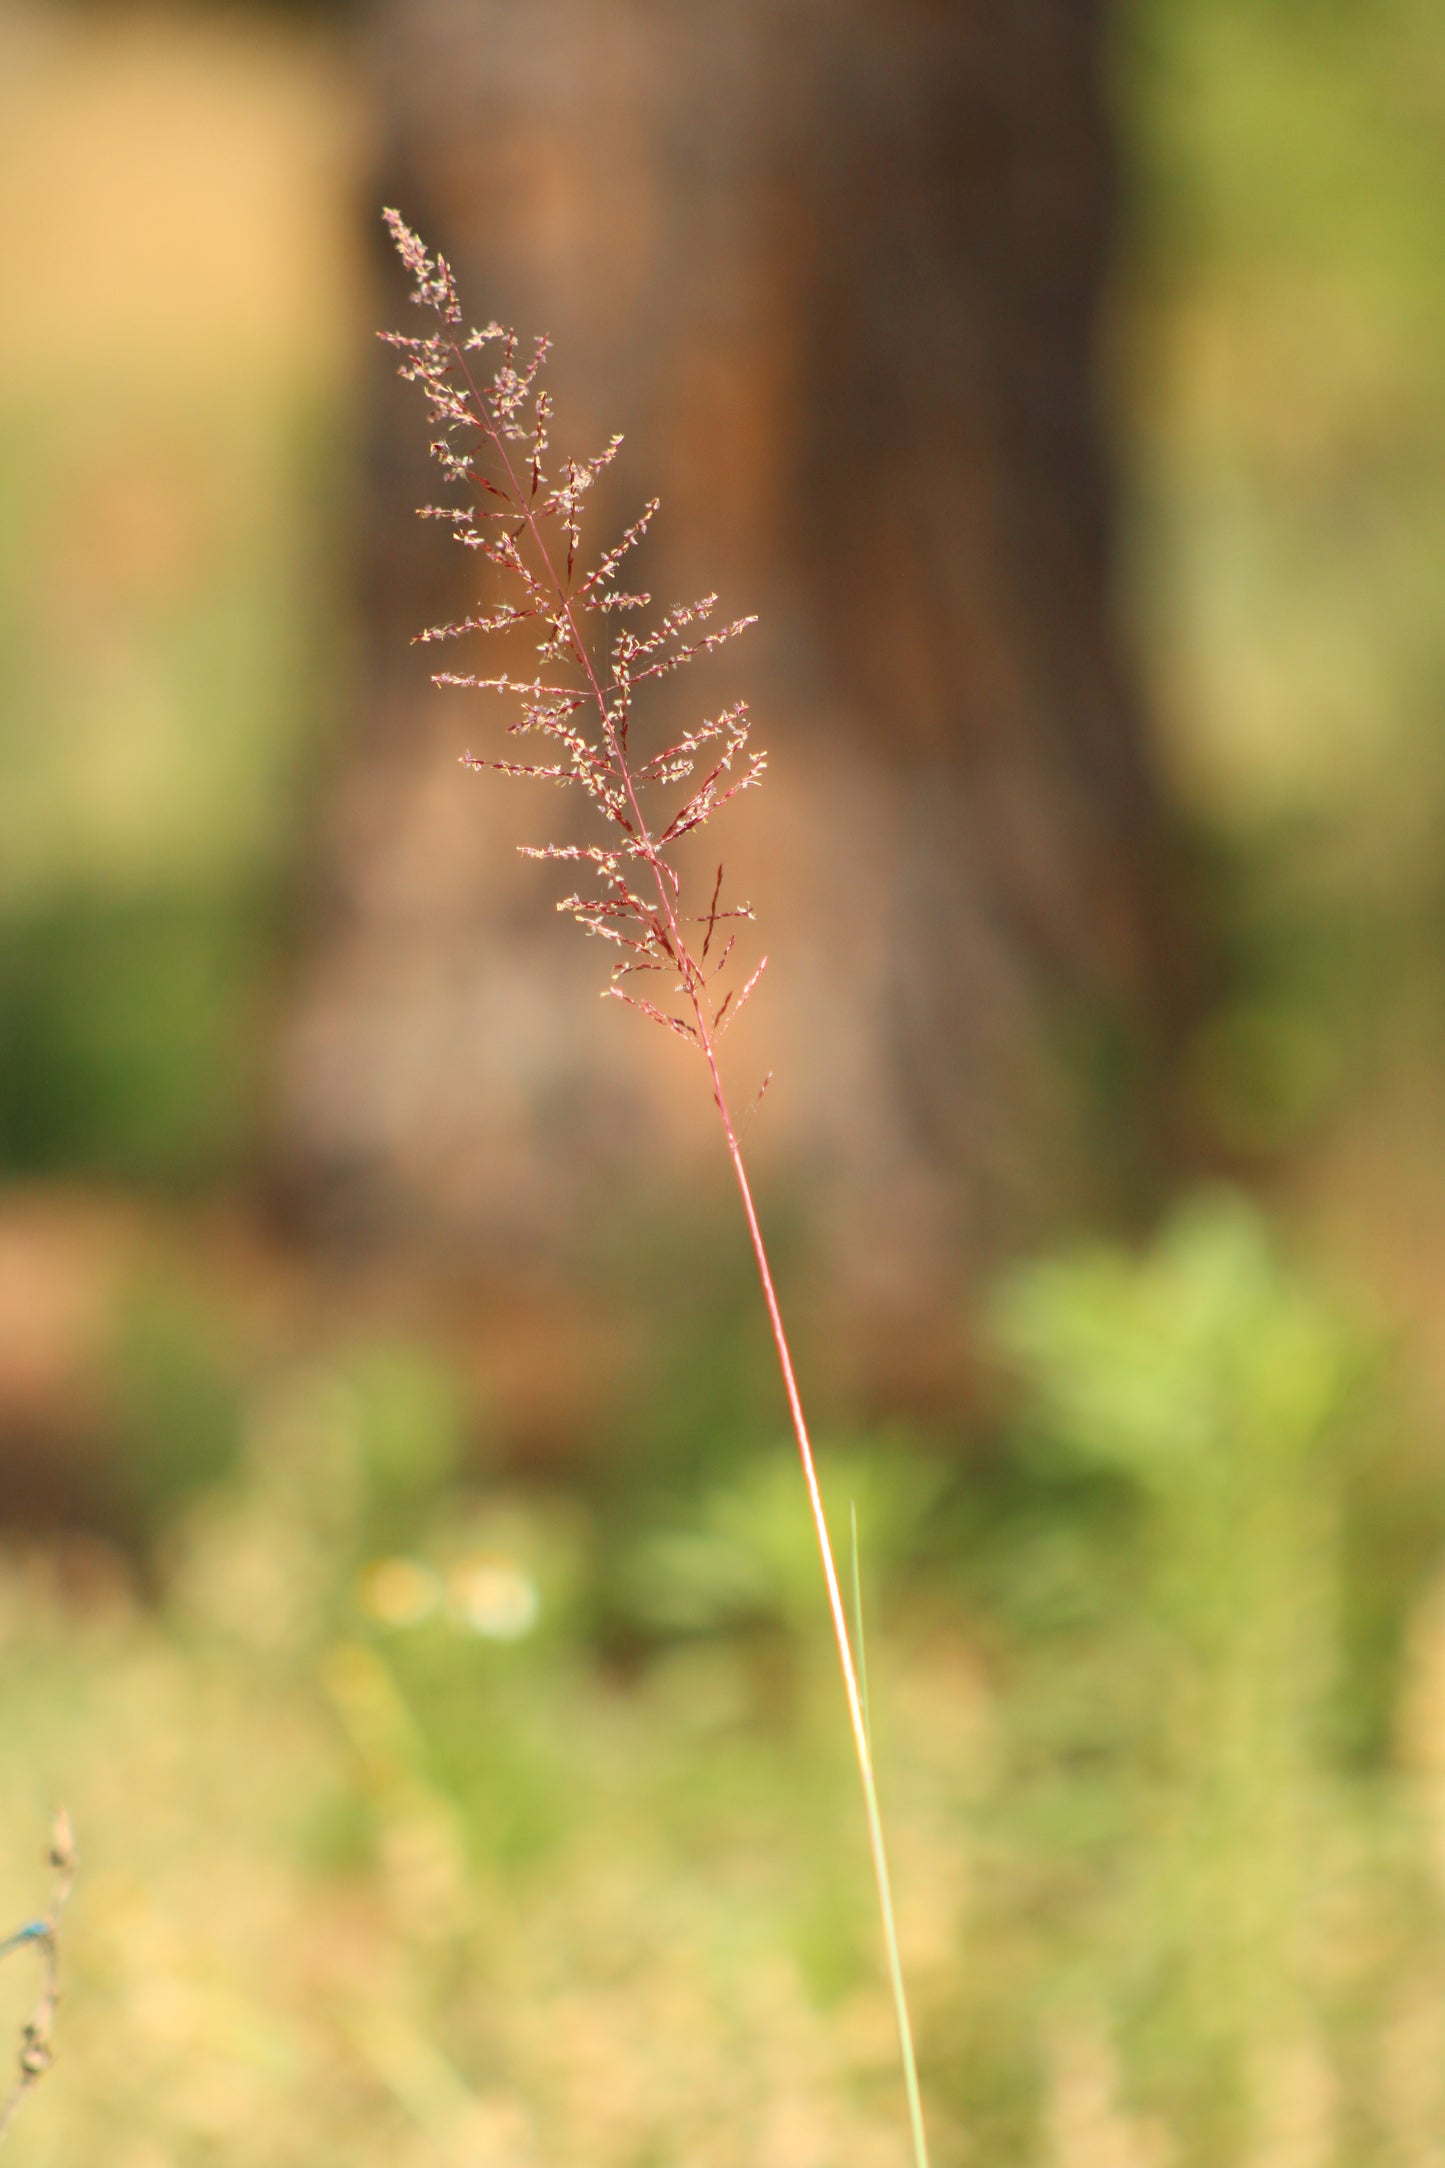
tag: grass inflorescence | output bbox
[381,206,931,2166]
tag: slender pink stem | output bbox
[697,1045,931,2168]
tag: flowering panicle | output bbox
[380,209,931,2168]
[382,208,767,1052]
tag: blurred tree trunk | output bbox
[277,0,1184,1334]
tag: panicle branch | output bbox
[382,208,766,1049]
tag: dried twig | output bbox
[0,1810,76,2145]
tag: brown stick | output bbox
[0,1810,77,2146]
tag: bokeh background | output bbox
[2,0,1445,2161]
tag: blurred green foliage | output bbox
[6,1192,1445,2164]
[991,1198,1361,2160]
[0,894,271,1179]
[1117,0,1445,1151]
[108,1277,247,1542]
[0,374,339,1180]
[617,1440,945,1641]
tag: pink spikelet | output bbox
[380,208,763,1054]
[381,207,931,2168]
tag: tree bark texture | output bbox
[277,0,1180,1319]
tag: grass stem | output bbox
[710,1109,931,2168]
[383,219,932,2162]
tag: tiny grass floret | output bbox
[382,208,930,2168]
